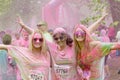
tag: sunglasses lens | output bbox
[60,36,64,40]
[75,31,85,37]
[33,38,43,42]
[54,36,64,41]
[39,38,43,42]
[53,37,57,40]
[37,25,41,27]
[33,38,37,41]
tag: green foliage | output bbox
[80,0,108,25]
[0,0,12,15]
[115,0,120,1]
[111,21,119,27]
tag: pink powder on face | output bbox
[33,33,42,39]
[32,33,43,42]
[74,30,86,38]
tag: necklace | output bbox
[59,50,66,56]
[57,45,68,57]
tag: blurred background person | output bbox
[0,34,17,80]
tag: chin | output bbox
[76,39,84,42]
[34,45,41,48]
[57,43,64,46]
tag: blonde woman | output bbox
[73,24,120,80]
[0,30,51,80]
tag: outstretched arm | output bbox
[17,16,34,34]
[0,44,8,50]
[98,42,120,50]
[88,7,108,34]
[110,42,120,50]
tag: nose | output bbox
[57,38,61,42]
[36,39,40,43]
[78,32,82,36]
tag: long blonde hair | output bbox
[29,30,47,55]
[73,24,93,58]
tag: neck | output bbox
[58,43,67,51]
[32,47,41,54]
[78,41,85,49]
[43,30,47,33]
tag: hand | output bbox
[102,7,108,17]
[16,15,24,26]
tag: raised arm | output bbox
[91,41,120,57]
[17,16,34,34]
[88,7,108,34]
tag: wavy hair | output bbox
[73,24,93,59]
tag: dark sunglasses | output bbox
[37,25,42,27]
[53,36,65,41]
[33,38,43,42]
[37,24,46,27]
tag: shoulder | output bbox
[89,41,101,48]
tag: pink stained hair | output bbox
[73,24,93,48]
[53,27,66,35]
[73,24,93,63]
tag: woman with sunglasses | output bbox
[0,30,52,80]
[47,7,108,80]
[73,24,120,80]
[47,27,82,80]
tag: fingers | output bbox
[16,15,23,25]
[102,7,109,17]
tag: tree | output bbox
[108,0,120,32]
[80,0,108,26]
[0,0,12,15]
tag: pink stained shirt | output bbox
[47,42,81,80]
[8,46,50,80]
[108,27,115,38]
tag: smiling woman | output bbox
[74,28,86,42]
[32,32,44,48]
[0,30,52,80]
[47,27,82,80]
[73,24,120,80]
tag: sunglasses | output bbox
[37,24,46,27]
[53,36,65,41]
[37,25,42,27]
[33,38,43,42]
[74,31,86,37]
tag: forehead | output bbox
[75,28,84,32]
[33,33,42,38]
[54,32,65,36]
